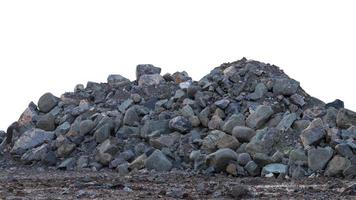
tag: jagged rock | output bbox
[107,74,130,87]
[79,120,95,135]
[276,112,297,131]
[136,64,161,80]
[300,118,326,147]
[214,99,230,109]
[337,108,356,129]
[246,105,274,129]
[169,116,192,133]
[57,141,76,158]
[94,124,113,143]
[11,129,54,155]
[141,120,170,138]
[36,113,56,131]
[289,149,308,166]
[290,94,305,107]
[58,157,76,170]
[38,92,58,113]
[335,144,354,159]
[246,128,277,155]
[232,126,255,143]
[273,78,300,96]
[21,143,49,162]
[222,114,245,134]
[123,107,140,126]
[128,154,147,171]
[247,83,267,100]
[138,74,164,87]
[206,148,238,172]
[144,149,172,172]
[202,130,240,152]
[308,147,334,171]
[237,153,252,166]
[326,99,344,109]
[244,160,260,176]
[325,155,351,177]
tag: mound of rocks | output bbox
[0,58,355,179]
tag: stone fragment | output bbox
[276,113,297,131]
[79,120,95,135]
[11,129,54,155]
[222,114,245,134]
[261,163,288,176]
[214,99,230,109]
[136,64,161,80]
[300,118,326,147]
[202,130,240,152]
[206,148,238,172]
[144,150,172,172]
[247,83,267,100]
[107,74,131,87]
[273,78,300,96]
[337,108,356,129]
[138,74,164,87]
[232,126,255,143]
[325,156,351,177]
[237,153,252,166]
[308,147,334,171]
[246,105,274,129]
[36,113,56,131]
[169,116,192,133]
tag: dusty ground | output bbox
[0,165,355,200]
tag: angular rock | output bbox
[244,160,260,176]
[290,94,306,107]
[325,156,351,177]
[202,130,240,152]
[337,108,356,129]
[141,120,170,138]
[144,150,172,172]
[138,74,164,87]
[273,78,300,96]
[326,99,344,109]
[308,147,334,171]
[123,107,140,126]
[79,120,95,135]
[57,142,76,158]
[206,148,238,172]
[21,143,49,162]
[245,128,277,155]
[222,114,245,134]
[214,99,230,109]
[169,116,192,133]
[237,153,252,166]
[94,124,112,143]
[136,64,161,80]
[276,113,297,131]
[246,105,274,129]
[335,143,354,159]
[38,92,58,113]
[208,115,223,130]
[300,118,326,147]
[107,74,131,87]
[232,126,255,143]
[11,129,54,155]
[247,83,267,100]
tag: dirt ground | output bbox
[0,165,355,200]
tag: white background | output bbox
[0,0,355,130]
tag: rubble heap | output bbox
[0,58,355,178]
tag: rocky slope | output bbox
[0,58,355,179]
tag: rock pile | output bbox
[0,59,355,178]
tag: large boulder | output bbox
[201,130,240,152]
[232,126,256,143]
[246,105,274,129]
[36,113,56,131]
[107,74,131,87]
[38,92,58,113]
[325,155,351,177]
[246,128,277,155]
[11,128,54,155]
[138,74,164,87]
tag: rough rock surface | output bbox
[1,58,355,180]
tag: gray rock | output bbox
[117,163,130,176]
[118,99,133,113]
[141,120,170,138]
[246,105,274,129]
[245,128,277,155]
[276,113,297,131]
[261,163,288,176]
[206,148,238,172]
[38,92,58,113]
[136,64,161,80]
[129,154,147,170]
[289,149,308,166]
[247,83,267,100]
[273,78,300,96]
[343,164,356,177]
[222,114,245,134]
[214,99,230,109]
[232,126,256,143]
[244,160,260,176]
[325,155,351,177]
[323,107,338,128]
[202,130,240,152]
[79,120,95,135]
[57,141,76,158]
[36,113,56,131]
[169,116,192,133]
[335,143,354,159]
[337,108,356,129]
[55,122,71,136]
[180,105,195,118]
[138,74,164,87]
[107,74,130,87]
[97,138,119,156]
[326,99,344,109]
[308,147,334,171]
[77,156,89,168]
[123,107,140,126]
[291,165,307,178]
[290,94,306,107]
[149,132,181,149]
[300,118,326,147]
[11,128,54,155]
[237,153,252,166]
[208,115,223,130]
[144,149,172,172]
[21,143,49,162]
[131,93,142,103]
[198,107,211,127]
[94,124,112,143]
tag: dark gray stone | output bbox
[222,114,245,134]
[261,163,288,176]
[169,116,192,133]
[337,108,356,129]
[308,147,334,171]
[138,74,164,87]
[107,74,130,87]
[273,78,300,96]
[244,160,260,176]
[38,92,58,113]
[36,113,56,131]
[325,155,351,177]
[144,149,172,172]
[11,129,54,155]
[300,118,326,147]
[79,120,95,135]
[94,124,112,143]
[136,64,161,80]
[206,148,238,172]
[326,99,344,109]
[246,105,274,129]
[232,126,256,143]
[237,153,252,166]
[214,99,230,109]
